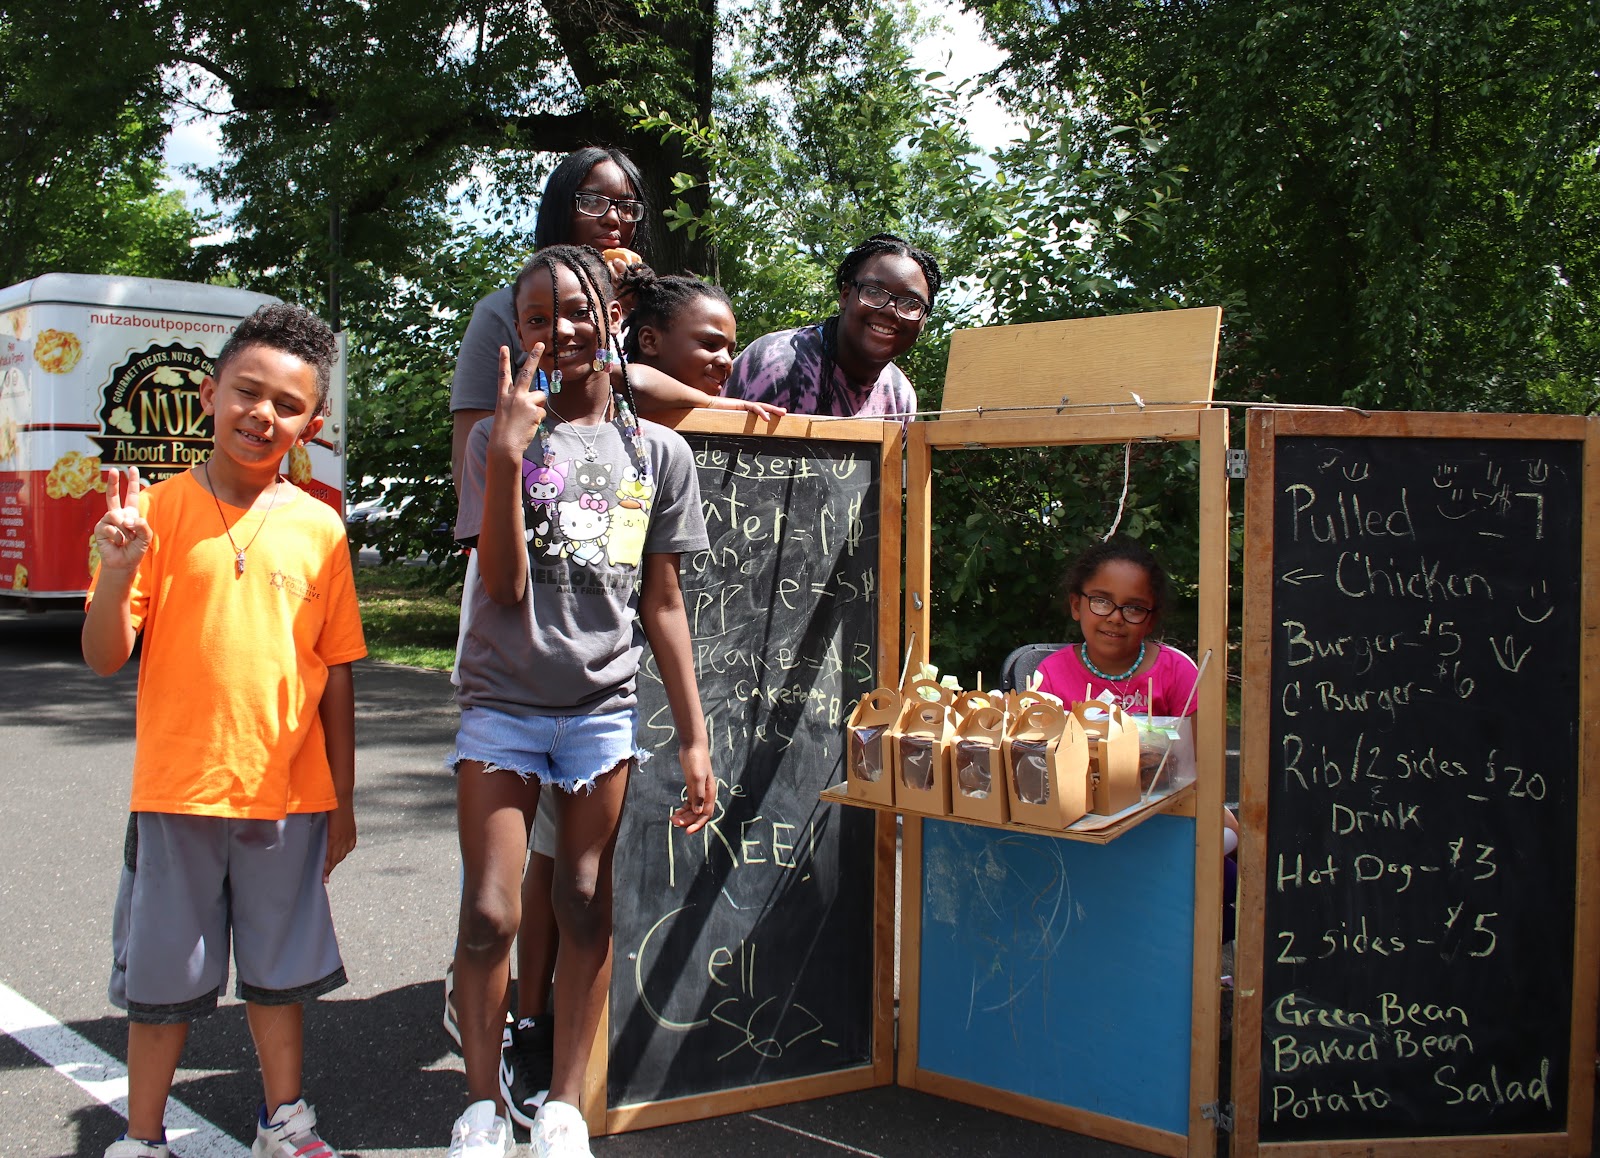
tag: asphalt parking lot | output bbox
[1,609,1158,1158]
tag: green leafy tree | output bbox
[969,0,1600,411]
[163,0,732,307]
[636,18,1200,678]
[635,0,994,389]
[343,228,521,577]
[633,3,1209,676]
[0,0,205,285]
[916,94,1203,679]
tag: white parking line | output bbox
[749,1112,885,1156]
[0,981,249,1157]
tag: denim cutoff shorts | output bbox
[449,704,645,793]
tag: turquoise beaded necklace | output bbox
[1080,639,1146,683]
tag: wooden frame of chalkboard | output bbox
[593,410,903,1136]
[1232,409,1600,1157]
[891,406,1232,1158]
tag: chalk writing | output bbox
[609,434,880,1108]
[1258,433,1581,1143]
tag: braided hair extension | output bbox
[818,233,943,396]
[509,244,653,440]
[619,266,733,362]
[511,244,617,399]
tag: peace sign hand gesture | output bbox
[487,343,548,462]
[93,467,152,575]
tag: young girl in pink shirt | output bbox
[1034,538,1239,937]
[1034,538,1197,715]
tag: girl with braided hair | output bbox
[721,233,942,423]
[619,268,738,396]
[490,271,738,1132]
[451,148,779,496]
[445,151,773,1127]
[447,244,715,1158]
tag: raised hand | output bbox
[487,343,547,460]
[93,467,151,574]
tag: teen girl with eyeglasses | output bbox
[451,147,777,494]
[720,233,942,424]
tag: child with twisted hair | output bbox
[619,267,738,396]
[447,244,716,1158]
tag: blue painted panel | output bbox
[917,815,1196,1133]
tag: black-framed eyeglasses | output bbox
[849,281,929,322]
[1081,594,1155,624]
[574,191,646,223]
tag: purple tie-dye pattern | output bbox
[721,325,917,424]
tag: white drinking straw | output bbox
[898,632,917,689]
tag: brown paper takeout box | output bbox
[846,688,902,805]
[1072,701,1143,816]
[954,689,998,723]
[1004,699,1092,828]
[951,704,1009,825]
[894,679,955,817]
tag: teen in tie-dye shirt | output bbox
[722,234,941,425]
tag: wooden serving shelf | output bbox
[819,780,1196,845]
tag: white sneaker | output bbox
[104,1139,169,1158]
[447,1100,511,1158]
[253,1099,336,1158]
[529,1100,591,1158]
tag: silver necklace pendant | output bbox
[583,445,599,463]
[236,551,247,575]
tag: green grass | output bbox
[355,561,460,671]
[354,560,1252,717]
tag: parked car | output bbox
[344,481,452,562]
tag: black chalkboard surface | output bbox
[609,429,885,1110]
[1245,417,1588,1146]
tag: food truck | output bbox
[0,274,347,608]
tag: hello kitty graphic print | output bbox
[520,431,654,573]
[454,413,706,714]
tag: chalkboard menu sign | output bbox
[609,429,886,1111]
[1239,411,1594,1149]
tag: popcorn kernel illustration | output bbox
[33,329,82,374]
[45,451,103,499]
[287,444,313,485]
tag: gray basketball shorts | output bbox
[110,812,347,1024]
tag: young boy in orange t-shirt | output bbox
[83,303,366,1158]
